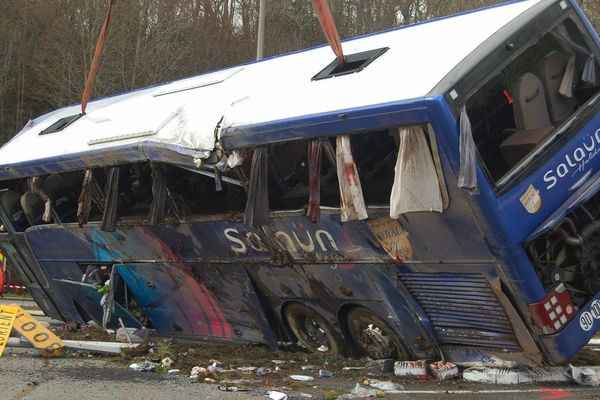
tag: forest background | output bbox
[0,0,598,144]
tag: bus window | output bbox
[467,18,600,184]
[267,139,339,211]
[164,165,246,220]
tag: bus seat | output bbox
[20,191,45,226]
[0,190,30,231]
[500,73,554,167]
[42,174,76,222]
[536,50,576,125]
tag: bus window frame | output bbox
[451,9,600,196]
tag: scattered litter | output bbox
[365,359,394,374]
[299,393,313,398]
[368,379,405,393]
[190,366,208,379]
[272,360,286,365]
[267,390,289,400]
[290,375,314,382]
[161,357,174,369]
[237,366,257,372]
[129,360,157,372]
[217,385,238,392]
[208,361,228,373]
[257,367,272,376]
[463,366,569,384]
[565,364,599,386]
[301,365,315,370]
[167,369,180,374]
[342,366,365,371]
[116,327,149,343]
[205,377,217,383]
[394,360,428,377]
[429,361,459,380]
[350,383,381,397]
[318,369,333,378]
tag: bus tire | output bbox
[346,307,410,360]
[284,303,343,355]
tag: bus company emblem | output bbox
[520,184,541,214]
[367,217,413,261]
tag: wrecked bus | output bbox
[0,0,599,366]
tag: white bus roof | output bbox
[0,0,544,179]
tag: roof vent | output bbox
[40,113,83,135]
[312,47,389,81]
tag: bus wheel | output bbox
[284,303,342,355]
[346,307,410,360]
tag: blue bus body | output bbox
[0,0,599,366]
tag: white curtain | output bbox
[390,126,443,218]
[336,135,368,221]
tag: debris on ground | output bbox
[289,374,314,382]
[366,378,405,393]
[116,327,150,343]
[364,359,394,374]
[394,360,428,377]
[565,364,600,386]
[463,366,569,384]
[429,361,459,380]
[349,382,383,397]
[318,369,333,377]
[267,390,289,400]
[129,360,158,372]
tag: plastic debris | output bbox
[129,360,157,372]
[167,369,180,374]
[289,375,314,382]
[299,393,313,398]
[301,365,315,370]
[208,361,228,373]
[319,369,333,378]
[365,359,395,374]
[205,377,217,383]
[257,367,272,376]
[394,360,428,377]
[272,360,286,364]
[368,379,405,393]
[237,366,257,372]
[429,361,459,380]
[342,366,365,371]
[565,364,600,386]
[267,390,289,400]
[350,383,381,397]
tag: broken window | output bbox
[261,124,447,219]
[265,139,340,212]
[466,18,600,185]
[163,164,246,220]
[350,125,448,214]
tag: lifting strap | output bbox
[311,0,344,66]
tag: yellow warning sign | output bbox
[0,305,17,357]
[0,304,65,357]
[10,304,64,357]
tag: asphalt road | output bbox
[0,348,599,400]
